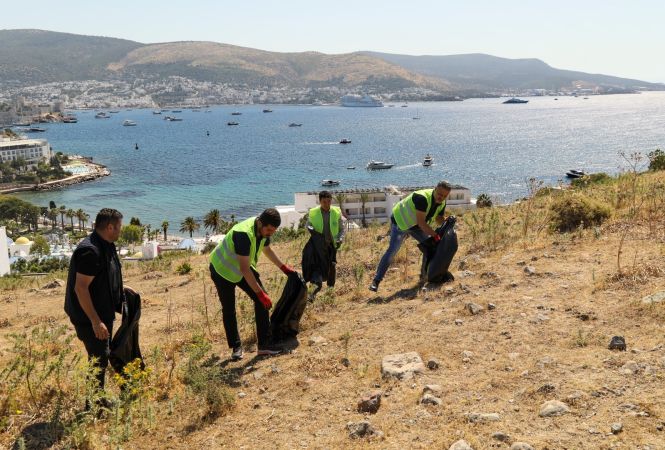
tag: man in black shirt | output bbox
[64,208,134,394]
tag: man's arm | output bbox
[262,245,285,268]
[238,255,263,294]
[416,210,438,238]
[74,273,109,340]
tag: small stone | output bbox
[530,256,538,261]
[462,350,474,360]
[381,352,425,380]
[620,361,639,375]
[492,432,510,442]
[642,290,665,305]
[357,391,382,414]
[449,440,474,450]
[537,383,556,394]
[341,357,351,367]
[423,384,442,395]
[346,420,380,439]
[466,302,484,315]
[516,260,526,266]
[455,319,464,326]
[524,266,536,276]
[608,336,626,351]
[427,358,440,370]
[270,364,280,374]
[511,443,535,450]
[466,412,501,423]
[488,303,496,310]
[611,422,623,434]
[444,286,455,295]
[420,393,442,406]
[308,336,328,346]
[460,270,475,278]
[41,278,65,289]
[539,400,570,417]
[509,281,519,288]
[252,371,263,380]
[238,392,246,398]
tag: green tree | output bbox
[120,224,143,245]
[130,217,142,226]
[66,208,75,231]
[30,235,51,256]
[75,208,85,231]
[47,208,58,230]
[180,216,200,237]
[359,192,369,228]
[59,205,66,229]
[161,220,169,241]
[203,209,221,233]
[648,149,665,171]
[476,193,493,208]
[334,193,347,216]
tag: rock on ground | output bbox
[449,440,474,450]
[466,412,501,423]
[357,391,382,414]
[346,420,382,439]
[420,393,442,406]
[539,400,570,417]
[381,352,425,380]
[41,279,65,289]
[511,443,535,450]
[642,290,665,304]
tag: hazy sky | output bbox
[2,0,663,82]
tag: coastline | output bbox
[0,161,110,194]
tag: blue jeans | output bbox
[373,220,430,283]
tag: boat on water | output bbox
[171,109,182,113]
[366,160,394,170]
[26,126,47,132]
[152,110,162,115]
[95,112,110,119]
[423,154,433,167]
[340,94,383,107]
[62,116,78,123]
[339,139,352,144]
[227,121,239,126]
[503,97,529,104]
[288,123,302,127]
[262,109,273,113]
[109,110,120,114]
[566,169,586,179]
[231,111,242,116]
[123,120,137,126]
[346,166,356,170]
[321,179,340,187]
[401,104,408,108]
[165,116,183,122]
[12,121,31,127]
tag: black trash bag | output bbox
[418,216,458,283]
[270,272,308,341]
[109,289,145,374]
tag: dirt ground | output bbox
[2,196,665,449]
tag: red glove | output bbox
[257,290,272,309]
[280,264,295,275]
[433,234,441,243]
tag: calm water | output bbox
[15,93,665,231]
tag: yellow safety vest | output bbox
[308,205,341,238]
[209,217,265,283]
[392,189,446,231]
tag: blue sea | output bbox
[14,92,665,233]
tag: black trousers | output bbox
[209,264,271,349]
[74,321,113,390]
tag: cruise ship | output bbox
[340,94,383,107]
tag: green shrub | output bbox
[476,193,493,208]
[648,149,665,171]
[571,172,613,188]
[549,193,611,232]
[201,241,217,254]
[175,261,192,275]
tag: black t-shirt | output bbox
[74,241,122,303]
[392,192,446,226]
[233,229,270,259]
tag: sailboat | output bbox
[412,107,420,120]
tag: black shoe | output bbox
[368,281,379,292]
[231,346,244,361]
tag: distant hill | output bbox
[360,52,664,92]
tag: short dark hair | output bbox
[436,180,452,191]
[319,190,332,200]
[258,208,281,228]
[95,208,123,230]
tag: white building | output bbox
[278,184,474,229]
[9,236,33,258]
[0,227,10,276]
[0,137,52,169]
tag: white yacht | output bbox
[341,94,383,107]
[321,179,340,187]
[122,120,137,126]
[366,160,394,170]
[423,154,433,167]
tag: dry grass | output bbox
[2,171,665,449]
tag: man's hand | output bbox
[433,234,441,243]
[257,290,273,309]
[280,264,296,275]
[92,321,110,340]
[335,239,343,249]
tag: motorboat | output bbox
[366,160,394,170]
[423,154,433,167]
[321,179,340,187]
[566,169,586,179]
[288,123,302,127]
[164,116,183,122]
[227,121,239,126]
[231,111,242,116]
[346,166,356,170]
[503,97,529,104]
[62,116,78,123]
[263,109,273,113]
[26,126,47,132]
[109,110,120,114]
[123,120,137,126]
[95,112,110,119]
[171,109,182,113]
[339,139,352,144]
[152,110,162,115]
[340,94,383,107]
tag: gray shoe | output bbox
[231,346,244,361]
[368,281,379,292]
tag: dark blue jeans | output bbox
[373,220,430,283]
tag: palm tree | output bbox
[359,192,370,228]
[145,224,152,241]
[81,212,90,231]
[161,221,169,241]
[59,205,66,230]
[76,209,85,231]
[203,209,221,233]
[180,217,200,237]
[66,209,75,231]
[334,193,347,217]
[47,208,58,230]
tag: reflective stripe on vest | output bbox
[209,217,264,283]
[392,189,445,231]
[309,205,341,237]
[213,238,242,279]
